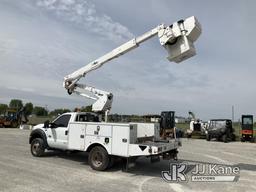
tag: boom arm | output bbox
[63,16,201,118]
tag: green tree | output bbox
[49,108,71,116]
[9,99,23,109]
[24,102,33,116]
[80,105,92,112]
[0,104,8,114]
[33,106,48,116]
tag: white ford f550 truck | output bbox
[29,112,180,171]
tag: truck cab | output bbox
[32,112,99,149]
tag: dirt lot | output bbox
[0,128,255,192]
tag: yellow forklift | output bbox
[0,107,28,128]
[160,111,184,139]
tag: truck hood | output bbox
[32,123,44,130]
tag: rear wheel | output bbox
[222,134,228,143]
[31,138,46,157]
[88,146,109,171]
[10,121,19,128]
[206,134,211,141]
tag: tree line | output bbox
[0,99,92,117]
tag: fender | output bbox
[29,129,49,148]
[86,142,109,154]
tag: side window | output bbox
[53,115,71,127]
[75,115,88,122]
[209,121,213,128]
[88,114,99,122]
[210,121,216,128]
[243,118,252,125]
[75,114,100,122]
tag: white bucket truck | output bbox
[29,112,179,170]
[29,16,201,171]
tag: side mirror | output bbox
[49,123,58,129]
[43,120,58,128]
[44,120,50,128]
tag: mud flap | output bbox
[163,149,178,161]
[122,157,136,172]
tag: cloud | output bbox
[0,86,86,110]
[36,0,134,43]
[1,0,256,120]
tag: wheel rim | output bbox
[32,141,40,155]
[92,151,103,167]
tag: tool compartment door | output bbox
[68,123,86,150]
[111,125,129,157]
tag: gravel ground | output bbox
[0,128,255,192]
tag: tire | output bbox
[31,138,46,157]
[11,121,18,128]
[231,134,236,141]
[206,134,211,141]
[88,146,109,171]
[222,134,228,143]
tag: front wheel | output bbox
[11,121,19,128]
[222,134,228,143]
[31,138,46,157]
[88,146,109,171]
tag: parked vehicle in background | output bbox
[186,111,206,139]
[160,111,175,139]
[0,107,28,128]
[241,115,255,142]
[206,119,235,143]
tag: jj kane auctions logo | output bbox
[162,163,240,182]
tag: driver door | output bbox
[47,114,71,149]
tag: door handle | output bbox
[65,130,68,135]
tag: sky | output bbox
[0,0,255,120]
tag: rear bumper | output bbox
[128,139,180,158]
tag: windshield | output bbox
[243,117,253,125]
[209,120,229,129]
[215,121,226,128]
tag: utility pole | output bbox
[232,105,234,122]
